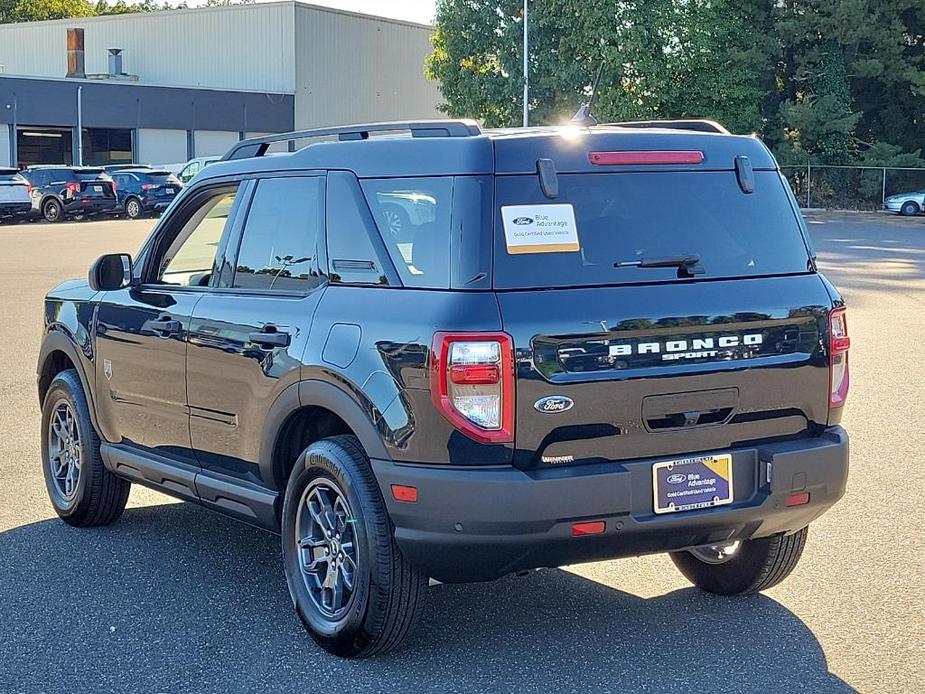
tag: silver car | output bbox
[883,189,925,216]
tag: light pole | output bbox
[4,94,16,167]
[522,0,529,127]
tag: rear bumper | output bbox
[372,427,849,582]
[65,198,118,215]
[0,203,32,217]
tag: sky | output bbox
[185,0,438,24]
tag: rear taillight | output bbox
[141,183,155,191]
[65,181,79,196]
[829,307,850,408]
[589,150,704,166]
[430,332,514,444]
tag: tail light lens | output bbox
[829,307,850,408]
[431,332,514,444]
[141,183,155,191]
[65,181,79,197]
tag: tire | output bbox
[40,369,131,526]
[900,201,920,217]
[669,527,809,596]
[42,198,63,223]
[124,197,143,220]
[281,435,425,658]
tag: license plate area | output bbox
[652,454,733,514]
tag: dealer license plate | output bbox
[652,454,733,514]
[93,185,103,193]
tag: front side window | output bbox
[156,187,238,287]
[230,176,324,292]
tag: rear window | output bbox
[493,171,812,289]
[74,169,107,181]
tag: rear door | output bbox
[493,168,834,470]
[186,174,326,484]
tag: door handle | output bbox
[149,318,182,336]
[249,329,291,349]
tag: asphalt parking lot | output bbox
[1,212,923,693]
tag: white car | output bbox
[883,189,925,216]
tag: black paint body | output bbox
[37,125,850,582]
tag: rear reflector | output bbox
[572,521,606,536]
[786,492,810,507]
[589,150,705,166]
[391,485,418,503]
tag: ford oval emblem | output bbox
[513,216,534,225]
[534,395,574,413]
[666,473,687,485]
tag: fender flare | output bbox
[37,331,101,433]
[260,379,391,489]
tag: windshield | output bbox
[493,171,812,289]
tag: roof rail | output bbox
[223,119,483,161]
[607,119,730,135]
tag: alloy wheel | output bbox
[47,400,81,502]
[689,540,741,565]
[295,478,359,620]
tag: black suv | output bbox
[109,168,183,219]
[38,120,850,657]
[22,166,118,222]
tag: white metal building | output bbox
[0,2,441,167]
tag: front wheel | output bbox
[41,370,131,526]
[900,201,920,217]
[281,435,425,657]
[669,527,808,595]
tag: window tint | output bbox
[231,176,323,292]
[361,177,452,289]
[157,187,238,287]
[326,171,393,285]
[493,171,812,289]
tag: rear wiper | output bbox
[614,254,705,277]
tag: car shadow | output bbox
[0,502,854,693]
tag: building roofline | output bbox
[0,0,434,32]
[0,72,294,96]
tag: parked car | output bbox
[883,189,925,216]
[21,166,118,222]
[177,156,220,184]
[109,168,183,219]
[0,167,33,222]
[38,119,849,658]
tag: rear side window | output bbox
[230,176,324,292]
[493,171,812,289]
[361,177,453,288]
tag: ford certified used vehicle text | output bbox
[38,119,849,658]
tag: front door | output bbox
[94,183,245,463]
[186,174,326,483]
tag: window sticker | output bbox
[501,204,580,254]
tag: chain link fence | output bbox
[781,165,925,210]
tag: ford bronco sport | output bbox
[38,119,849,657]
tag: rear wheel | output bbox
[281,435,425,657]
[41,370,131,526]
[124,196,143,219]
[42,198,63,223]
[669,527,808,595]
[900,201,920,216]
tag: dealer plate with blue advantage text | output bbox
[652,454,733,514]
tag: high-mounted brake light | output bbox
[829,307,850,408]
[589,150,704,166]
[431,332,514,444]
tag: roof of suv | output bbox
[198,120,777,183]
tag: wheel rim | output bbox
[127,200,140,217]
[47,400,81,502]
[45,203,59,221]
[295,478,358,620]
[689,540,741,565]
[383,209,402,237]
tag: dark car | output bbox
[22,166,118,222]
[110,168,183,219]
[0,167,32,222]
[37,119,850,658]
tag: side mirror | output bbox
[89,253,133,291]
